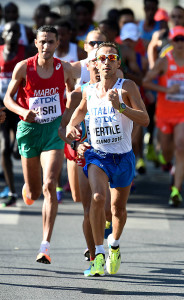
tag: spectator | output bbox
[74,0,98,49]
[3,2,35,45]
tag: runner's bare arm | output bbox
[108,80,149,127]
[66,88,87,140]
[143,57,180,94]
[59,87,82,143]
[62,61,75,93]
[4,60,38,122]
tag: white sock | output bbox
[108,233,120,247]
[95,245,105,255]
[41,241,50,248]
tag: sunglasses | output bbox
[87,41,103,47]
[97,54,119,62]
[173,36,184,42]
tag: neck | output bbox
[37,55,53,69]
[99,76,118,91]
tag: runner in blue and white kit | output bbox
[66,42,149,276]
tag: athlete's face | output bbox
[96,46,121,79]
[172,35,184,52]
[170,8,184,26]
[84,32,106,54]
[87,59,100,83]
[35,31,59,60]
[55,26,71,47]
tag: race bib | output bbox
[29,93,61,124]
[166,79,184,102]
[89,104,123,146]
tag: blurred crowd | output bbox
[0,0,184,208]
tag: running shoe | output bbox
[56,187,63,203]
[22,184,34,206]
[145,144,158,162]
[84,248,90,261]
[36,244,51,264]
[84,260,94,277]
[0,186,10,198]
[0,194,17,207]
[158,153,172,172]
[106,235,121,275]
[104,221,112,239]
[169,186,183,207]
[89,253,105,276]
[136,158,146,174]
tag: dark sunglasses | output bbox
[87,41,103,47]
[97,54,119,62]
[173,36,184,42]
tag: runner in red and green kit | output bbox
[4,25,74,264]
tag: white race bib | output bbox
[29,93,61,124]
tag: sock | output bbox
[108,233,120,247]
[95,245,105,256]
[41,241,50,248]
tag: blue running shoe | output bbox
[84,261,93,277]
[0,186,10,198]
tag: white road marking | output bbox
[126,207,170,230]
[0,207,20,224]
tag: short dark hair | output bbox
[119,8,134,18]
[96,42,120,57]
[74,0,95,14]
[174,5,184,11]
[99,19,120,36]
[36,25,58,40]
[54,20,72,31]
[144,0,159,5]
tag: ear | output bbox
[34,39,38,49]
[117,58,121,69]
[84,42,88,53]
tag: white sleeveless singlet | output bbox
[75,58,90,88]
[54,42,79,63]
[86,78,133,154]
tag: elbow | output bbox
[142,114,150,127]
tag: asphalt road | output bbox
[0,158,184,300]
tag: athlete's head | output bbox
[4,2,19,23]
[84,28,106,54]
[170,6,184,27]
[54,20,72,48]
[2,21,20,46]
[144,0,159,22]
[95,42,121,79]
[86,49,100,83]
[169,25,184,52]
[35,25,59,60]
[99,19,119,42]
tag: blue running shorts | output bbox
[83,148,135,188]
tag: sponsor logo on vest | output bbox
[56,63,61,70]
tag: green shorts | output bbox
[16,117,64,158]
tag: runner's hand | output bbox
[167,84,180,94]
[77,142,91,156]
[23,110,38,122]
[66,124,81,140]
[108,88,119,110]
